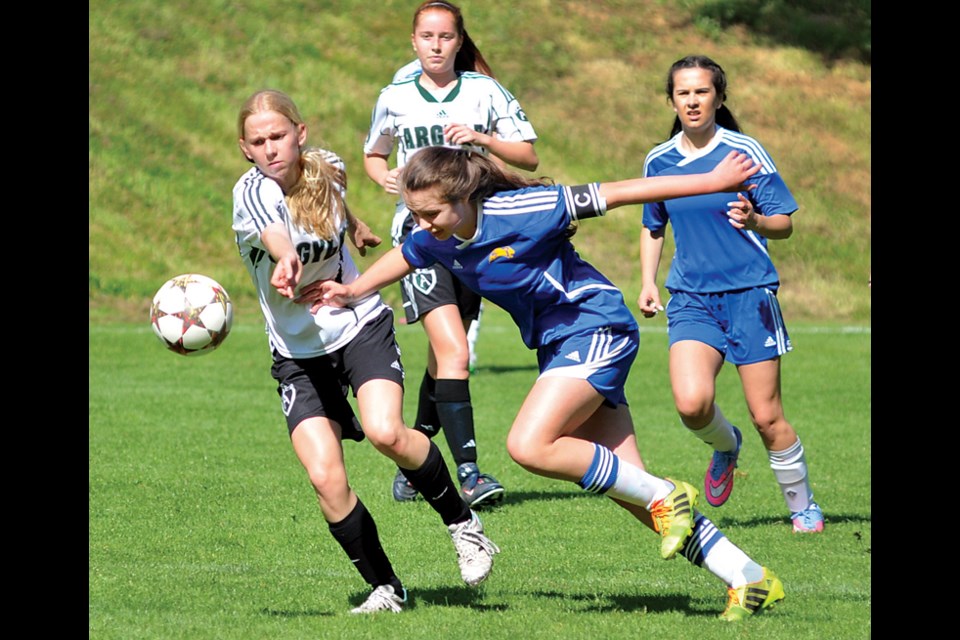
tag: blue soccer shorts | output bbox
[665,287,792,365]
[536,325,639,408]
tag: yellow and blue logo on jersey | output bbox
[489,246,516,262]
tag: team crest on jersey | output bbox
[412,268,437,294]
[489,246,516,262]
[515,107,529,122]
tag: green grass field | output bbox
[90,0,870,635]
[89,304,870,639]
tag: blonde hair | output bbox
[237,89,304,140]
[238,89,345,240]
[286,148,345,241]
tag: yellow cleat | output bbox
[720,567,785,622]
[649,479,698,559]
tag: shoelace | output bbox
[723,586,744,613]
[710,450,737,481]
[793,510,818,528]
[649,499,673,533]
[451,526,501,560]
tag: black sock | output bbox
[401,441,471,525]
[414,369,441,439]
[435,378,477,468]
[328,499,401,591]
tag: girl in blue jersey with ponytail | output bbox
[637,55,823,534]
[306,145,785,622]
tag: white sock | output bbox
[686,403,738,452]
[577,444,672,507]
[768,438,814,513]
[703,538,765,588]
[682,513,765,587]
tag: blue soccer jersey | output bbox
[400,184,637,350]
[642,127,798,293]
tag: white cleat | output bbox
[448,510,500,586]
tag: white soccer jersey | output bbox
[364,70,538,244]
[232,149,388,358]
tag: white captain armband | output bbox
[564,183,606,221]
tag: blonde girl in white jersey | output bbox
[232,89,500,614]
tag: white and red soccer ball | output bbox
[150,274,233,356]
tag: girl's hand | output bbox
[270,255,302,299]
[725,192,759,231]
[294,280,352,314]
[381,167,403,195]
[637,284,664,319]
[712,150,761,193]
[444,123,489,148]
[347,217,382,257]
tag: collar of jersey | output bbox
[415,74,463,103]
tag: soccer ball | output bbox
[150,274,233,356]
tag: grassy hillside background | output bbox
[89,0,871,326]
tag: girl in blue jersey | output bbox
[637,55,823,533]
[232,90,500,614]
[307,146,785,621]
[364,0,537,508]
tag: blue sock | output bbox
[577,443,619,494]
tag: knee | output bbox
[674,394,714,422]
[505,430,541,472]
[304,462,346,499]
[749,410,793,443]
[433,340,470,374]
[363,417,407,454]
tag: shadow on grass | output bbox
[470,363,540,374]
[709,511,871,530]
[533,590,713,617]
[259,588,509,615]
[387,587,510,611]
[259,607,334,618]
[472,488,597,510]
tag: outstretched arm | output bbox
[296,245,415,313]
[600,151,759,210]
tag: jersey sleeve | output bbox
[724,132,798,217]
[232,172,287,247]
[642,202,669,233]
[749,170,798,217]
[488,78,538,143]
[399,227,437,269]
[363,87,398,157]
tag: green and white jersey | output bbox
[364,70,537,243]
[364,70,537,168]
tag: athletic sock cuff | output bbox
[435,378,470,403]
